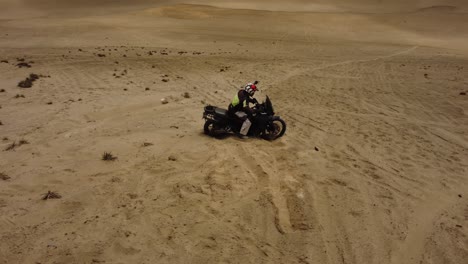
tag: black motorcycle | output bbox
[203,96,286,140]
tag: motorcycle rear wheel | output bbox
[204,120,216,136]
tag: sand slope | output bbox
[1,1,467,264]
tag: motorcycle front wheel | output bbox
[262,118,286,140]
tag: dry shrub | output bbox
[0,172,10,180]
[102,152,117,161]
[4,139,29,151]
[16,62,32,68]
[18,73,40,88]
[19,139,29,145]
[42,191,61,200]
[4,142,16,151]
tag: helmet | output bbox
[244,82,258,96]
[245,85,257,96]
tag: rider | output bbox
[228,81,259,137]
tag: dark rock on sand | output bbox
[16,62,32,68]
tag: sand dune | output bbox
[3,0,468,16]
[0,1,467,264]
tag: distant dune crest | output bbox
[417,5,458,13]
[3,0,467,14]
[145,5,215,19]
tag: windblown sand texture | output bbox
[1,1,467,263]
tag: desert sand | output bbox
[0,0,467,263]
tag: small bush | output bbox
[16,62,32,68]
[18,73,41,88]
[42,191,61,200]
[18,139,29,145]
[29,73,39,81]
[102,152,117,161]
[4,139,29,151]
[18,79,33,88]
[0,172,10,180]
[4,142,16,151]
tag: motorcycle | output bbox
[203,96,286,140]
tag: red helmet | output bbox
[245,84,256,96]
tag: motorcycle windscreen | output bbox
[265,96,274,115]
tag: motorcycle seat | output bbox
[215,107,228,117]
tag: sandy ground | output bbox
[1,1,468,263]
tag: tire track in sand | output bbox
[235,144,292,235]
[275,46,419,86]
[390,184,468,264]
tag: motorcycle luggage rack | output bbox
[203,105,215,119]
[204,105,215,113]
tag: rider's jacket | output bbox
[228,90,254,114]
